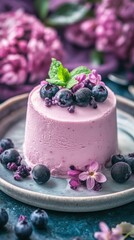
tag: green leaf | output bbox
[47,3,89,26]
[57,64,70,83]
[90,50,104,66]
[48,58,61,79]
[34,0,49,20]
[66,79,78,89]
[70,66,91,79]
[47,79,66,87]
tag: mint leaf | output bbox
[47,79,66,87]
[66,78,78,89]
[70,66,91,79]
[48,58,61,79]
[57,64,70,83]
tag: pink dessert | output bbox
[24,59,118,177]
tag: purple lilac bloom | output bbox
[68,161,107,191]
[67,166,82,190]
[0,9,63,87]
[79,161,107,190]
[94,222,124,240]
[88,69,105,86]
[65,19,96,48]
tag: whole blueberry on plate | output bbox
[32,164,50,184]
[14,216,32,240]
[0,138,14,154]
[55,89,74,107]
[111,154,125,165]
[92,85,108,102]
[0,208,8,228]
[0,148,22,166]
[40,83,59,99]
[30,209,48,229]
[124,153,134,173]
[74,88,91,106]
[111,162,132,183]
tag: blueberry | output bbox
[92,85,108,102]
[32,164,50,184]
[14,216,32,240]
[40,83,59,99]
[111,154,125,165]
[74,88,92,107]
[111,162,132,183]
[0,138,14,154]
[0,208,8,228]
[0,148,22,166]
[30,209,48,229]
[55,89,74,107]
[124,153,134,173]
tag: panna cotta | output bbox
[24,85,117,177]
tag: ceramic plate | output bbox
[0,94,134,212]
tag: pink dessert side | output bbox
[24,82,117,177]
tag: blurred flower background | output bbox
[0,0,134,101]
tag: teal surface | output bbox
[0,191,134,240]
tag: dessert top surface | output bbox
[30,85,116,122]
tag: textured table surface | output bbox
[0,80,134,240]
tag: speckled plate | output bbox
[0,94,134,212]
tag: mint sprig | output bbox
[47,59,91,89]
[70,66,91,78]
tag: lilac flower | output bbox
[94,222,124,240]
[88,69,105,86]
[79,161,107,190]
[0,54,27,85]
[65,19,96,48]
[75,74,87,83]
[67,166,82,190]
[0,9,63,87]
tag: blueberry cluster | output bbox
[0,139,31,181]
[0,138,51,184]
[0,208,48,239]
[110,153,134,183]
[40,82,108,113]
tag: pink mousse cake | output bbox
[24,59,117,177]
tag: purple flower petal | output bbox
[88,160,99,172]
[67,169,81,177]
[79,171,89,181]
[99,222,110,232]
[86,177,95,190]
[95,172,107,183]
[69,178,80,190]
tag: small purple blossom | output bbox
[68,161,107,191]
[75,74,87,83]
[16,164,31,178]
[94,222,124,240]
[67,166,82,190]
[14,173,22,181]
[88,69,104,86]
[79,161,107,190]
[7,162,18,171]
